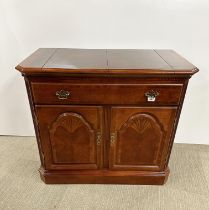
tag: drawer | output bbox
[31,82,183,105]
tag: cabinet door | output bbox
[109,107,177,171]
[36,106,103,170]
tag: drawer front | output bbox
[31,82,183,105]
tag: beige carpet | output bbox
[0,136,209,210]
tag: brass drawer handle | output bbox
[56,90,70,100]
[145,90,159,102]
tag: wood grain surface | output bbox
[16,48,199,75]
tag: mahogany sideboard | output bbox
[16,49,198,185]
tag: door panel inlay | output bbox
[117,113,164,165]
[50,112,95,164]
[109,107,171,171]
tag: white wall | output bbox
[0,0,209,144]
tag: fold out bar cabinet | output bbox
[16,49,198,184]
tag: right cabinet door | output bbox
[109,106,177,171]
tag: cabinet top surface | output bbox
[16,48,198,76]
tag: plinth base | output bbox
[39,167,170,185]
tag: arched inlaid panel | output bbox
[116,113,165,165]
[49,112,95,164]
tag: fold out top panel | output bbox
[16,48,198,76]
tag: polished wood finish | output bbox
[31,82,183,105]
[16,48,56,73]
[36,106,103,170]
[16,48,198,185]
[107,49,171,69]
[109,107,177,171]
[44,48,107,69]
[16,48,198,75]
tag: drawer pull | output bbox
[56,90,70,100]
[145,90,159,102]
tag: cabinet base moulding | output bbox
[39,167,170,185]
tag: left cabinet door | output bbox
[35,106,103,170]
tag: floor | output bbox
[0,136,209,210]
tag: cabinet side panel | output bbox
[24,77,45,168]
[164,79,189,167]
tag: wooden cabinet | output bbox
[16,48,198,185]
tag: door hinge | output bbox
[110,132,117,145]
[96,131,102,145]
